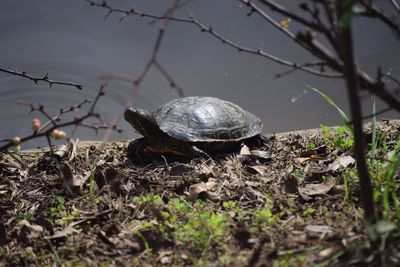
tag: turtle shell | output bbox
[152,96,262,142]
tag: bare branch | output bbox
[86,0,341,79]
[241,0,346,76]
[102,0,182,141]
[383,73,400,88]
[17,98,91,131]
[153,60,184,97]
[88,0,186,100]
[258,0,339,52]
[274,61,329,79]
[357,0,400,37]
[244,1,400,112]
[0,67,84,90]
[0,83,121,152]
[86,0,400,112]
[389,0,400,16]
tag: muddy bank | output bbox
[0,120,399,266]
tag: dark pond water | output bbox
[1,0,399,149]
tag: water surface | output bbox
[0,0,398,149]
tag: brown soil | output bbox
[1,120,399,266]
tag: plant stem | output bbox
[337,1,376,223]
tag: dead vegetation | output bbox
[0,120,400,266]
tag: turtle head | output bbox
[124,107,159,138]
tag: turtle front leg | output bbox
[127,138,154,165]
[170,144,211,159]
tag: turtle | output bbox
[124,96,267,165]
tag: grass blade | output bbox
[306,84,350,126]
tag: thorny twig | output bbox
[86,0,185,98]
[86,0,400,113]
[0,67,84,90]
[17,98,91,130]
[242,0,400,113]
[85,0,341,78]
[0,83,122,153]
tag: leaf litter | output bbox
[0,120,399,266]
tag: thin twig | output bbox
[153,60,184,97]
[258,0,339,52]
[0,67,84,90]
[0,84,121,152]
[86,0,341,78]
[86,0,400,113]
[246,0,400,112]
[389,0,400,16]
[242,0,344,73]
[17,98,91,131]
[357,1,400,37]
[102,0,182,141]
[383,74,400,88]
[274,61,330,79]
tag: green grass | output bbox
[321,124,354,150]
[272,249,309,267]
[128,193,282,265]
[309,85,400,223]
[49,196,78,226]
[306,85,351,127]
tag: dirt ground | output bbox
[1,120,400,266]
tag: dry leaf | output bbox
[59,162,80,196]
[329,155,355,171]
[73,170,91,188]
[187,179,219,201]
[99,230,119,245]
[19,220,44,233]
[246,165,269,176]
[240,145,251,156]
[294,157,310,164]
[245,181,262,187]
[280,18,291,29]
[205,178,218,190]
[156,251,174,264]
[319,247,336,258]
[298,178,335,199]
[249,150,271,160]
[199,164,216,179]
[46,225,79,239]
[17,220,44,241]
[206,191,221,202]
[305,224,334,234]
[54,143,71,160]
[295,155,324,164]
[124,238,141,251]
[188,183,207,201]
